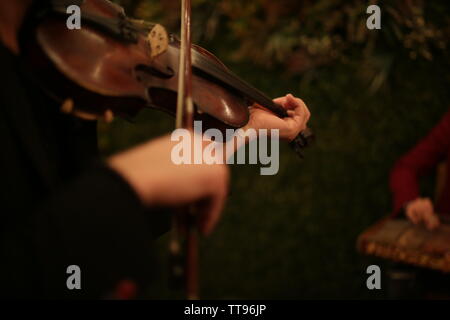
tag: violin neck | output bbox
[192,48,288,119]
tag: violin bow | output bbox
[169,0,198,300]
[168,0,314,300]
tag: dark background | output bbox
[100,0,450,299]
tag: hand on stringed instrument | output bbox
[243,93,311,141]
[405,197,440,231]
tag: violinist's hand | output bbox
[405,197,440,231]
[243,93,311,141]
[108,134,229,235]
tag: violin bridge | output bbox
[147,24,169,59]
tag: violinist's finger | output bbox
[287,109,301,124]
[287,110,295,117]
[198,167,229,236]
[294,98,310,123]
[200,189,227,236]
[195,198,211,234]
[274,93,300,109]
[279,94,310,120]
[272,96,287,105]
[273,94,293,110]
[304,102,311,122]
[285,93,300,110]
[291,100,306,121]
[293,96,308,115]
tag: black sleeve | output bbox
[0,43,170,299]
[3,163,170,299]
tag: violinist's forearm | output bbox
[201,129,257,164]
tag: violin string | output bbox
[191,51,288,117]
[72,10,286,118]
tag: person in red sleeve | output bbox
[390,108,450,230]
[387,108,450,299]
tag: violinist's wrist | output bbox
[107,148,159,207]
[236,125,259,148]
[241,122,254,133]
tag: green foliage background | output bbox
[100,0,450,299]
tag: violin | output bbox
[22,0,314,299]
[22,0,313,153]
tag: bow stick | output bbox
[169,0,198,300]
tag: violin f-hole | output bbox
[134,64,175,80]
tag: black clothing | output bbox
[0,42,168,298]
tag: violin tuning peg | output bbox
[60,98,75,114]
[60,98,99,121]
[104,109,114,123]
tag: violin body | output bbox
[20,0,313,299]
[24,0,250,130]
[23,0,312,153]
